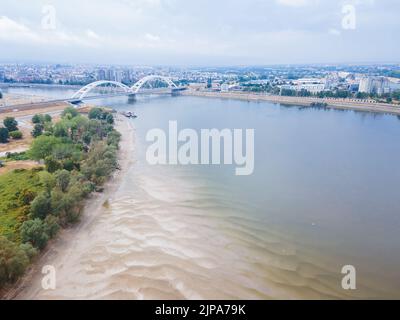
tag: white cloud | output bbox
[0,16,43,43]
[145,33,160,41]
[86,29,101,40]
[275,0,317,7]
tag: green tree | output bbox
[20,219,50,249]
[106,113,114,124]
[32,114,42,124]
[54,169,71,192]
[31,123,44,138]
[88,107,102,119]
[0,127,9,143]
[30,192,52,219]
[28,135,61,161]
[44,114,52,123]
[44,155,62,173]
[3,117,18,132]
[62,106,79,118]
[0,236,30,285]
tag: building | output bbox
[359,76,391,95]
[97,69,106,81]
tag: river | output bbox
[5,86,400,299]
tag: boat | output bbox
[122,111,138,118]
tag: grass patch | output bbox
[0,169,44,242]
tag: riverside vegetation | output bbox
[0,107,121,288]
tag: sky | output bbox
[0,0,398,66]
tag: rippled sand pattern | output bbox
[17,160,388,300]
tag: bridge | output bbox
[70,75,182,102]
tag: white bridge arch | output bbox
[130,75,177,94]
[71,75,178,100]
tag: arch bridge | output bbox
[71,75,179,101]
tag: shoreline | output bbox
[1,114,135,300]
[182,90,400,115]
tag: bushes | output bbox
[9,130,23,139]
[3,117,18,132]
[0,127,9,143]
[31,124,44,138]
[0,236,31,286]
[20,219,50,249]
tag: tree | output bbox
[32,114,42,124]
[0,236,30,285]
[0,127,9,143]
[30,192,52,219]
[54,169,71,192]
[44,114,52,123]
[3,117,18,132]
[106,113,114,124]
[62,106,79,118]
[28,135,60,160]
[31,123,44,138]
[88,107,102,120]
[9,130,23,139]
[20,219,50,249]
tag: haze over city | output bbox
[0,0,399,65]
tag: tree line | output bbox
[0,107,121,288]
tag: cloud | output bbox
[145,33,160,41]
[275,0,317,7]
[86,29,101,40]
[0,16,43,43]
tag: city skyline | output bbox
[0,0,399,66]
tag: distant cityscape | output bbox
[1,63,400,103]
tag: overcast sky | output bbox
[0,0,398,66]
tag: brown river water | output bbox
[7,89,400,299]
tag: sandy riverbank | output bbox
[183,90,400,115]
[2,114,135,300]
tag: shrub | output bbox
[0,127,9,143]
[9,130,23,139]
[3,117,18,132]
[0,236,30,285]
[20,219,50,249]
[62,107,79,118]
[29,135,61,160]
[30,192,52,220]
[31,124,44,138]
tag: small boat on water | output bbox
[122,111,138,118]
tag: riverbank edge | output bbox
[182,91,400,115]
[1,114,135,300]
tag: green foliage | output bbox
[0,106,120,288]
[0,236,30,285]
[0,170,44,242]
[31,123,44,138]
[0,127,9,143]
[44,155,62,173]
[3,117,18,132]
[5,152,30,161]
[20,219,49,249]
[32,114,52,125]
[54,170,71,192]
[9,130,23,139]
[88,107,103,120]
[30,192,52,220]
[28,135,61,161]
[61,106,79,119]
